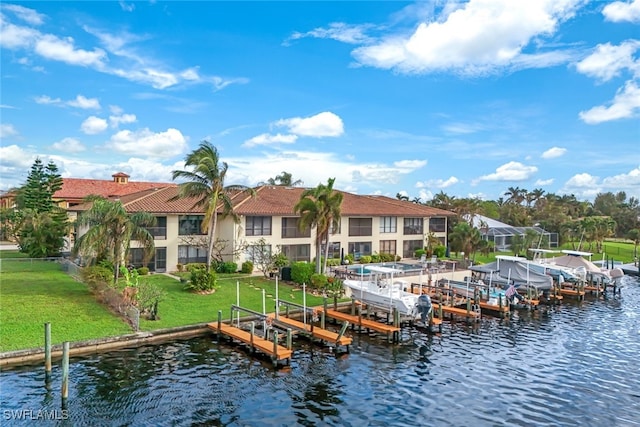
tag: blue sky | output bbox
[1,1,638,202]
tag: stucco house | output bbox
[69,184,455,273]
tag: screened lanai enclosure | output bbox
[469,215,558,251]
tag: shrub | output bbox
[137,282,166,320]
[345,254,355,264]
[176,263,184,272]
[414,248,426,258]
[326,258,341,267]
[216,261,238,274]
[137,266,150,275]
[434,245,447,258]
[359,255,372,264]
[81,265,114,290]
[186,263,206,273]
[241,261,254,274]
[310,273,328,290]
[185,267,217,292]
[291,261,314,285]
[371,253,381,263]
[379,252,395,262]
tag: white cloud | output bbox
[119,1,135,12]
[286,22,374,45]
[535,178,554,186]
[575,40,640,82]
[68,95,101,110]
[0,19,39,49]
[52,137,85,153]
[579,80,640,124]
[242,133,298,148]
[80,116,108,134]
[1,4,45,26]
[0,123,19,138]
[109,113,137,128]
[352,0,581,75]
[416,176,460,189]
[35,34,106,67]
[393,159,427,169]
[476,161,538,182]
[274,112,344,137]
[35,95,62,105]
[602,166,640,189]
[603,0,640,23]
[107,128,187,158]
[541,147,567,159]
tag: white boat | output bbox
[343,265,422,317]
[530,249,624,285]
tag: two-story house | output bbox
[73,185,455,272]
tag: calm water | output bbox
[2,276,639,427]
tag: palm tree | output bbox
[294,178,343,274]
[74,197,156,282]
[171,141,255,270]
[262,171,303,187]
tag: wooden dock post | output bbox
[44,322,52,378]
[61,341,69,406]
[217,310,222,342]
[321,310,326,330]
[336,321,349,347]
[249,321,255,353]
[286,328,292,350]
[272,330,279,367]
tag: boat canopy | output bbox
[495,257,554,290]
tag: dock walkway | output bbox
[432,303,481,321]
[268,314,353,347]
[207,322,292,365]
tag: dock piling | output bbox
[44,322,52,378]
[61,341,69,407]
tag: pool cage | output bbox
[482,225,558,251]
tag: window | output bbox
[403,217,423,235]
[348,242,371,260]
[281,217,310,238]
[245,243,271,263]
[429,217,446,233]
[349,218,372,236]
[179,215,205,236]
[129,247,166,272]
[379,240,396,256]
[178,245,208,265]
[147,216,167,239]
[246,216,272,236]
[403,240,423,258]
[281,244,311,262]
[320,242,341,259]
[380,216,397,233]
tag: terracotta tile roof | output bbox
[54,177,175,201]
[73,184,455,217]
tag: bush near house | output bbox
[291,261,314,285]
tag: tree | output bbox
[628,229,640,260]
[171,141,255,270]
[448,222,482,261]
[294,178,343,274]
[73,197,157,282]
[13,159,68,257]
[262,171,303,187]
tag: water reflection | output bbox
[1,276,639,426]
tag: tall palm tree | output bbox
[73,197,156,282]
[294,178,343,274]
[262,171,303,187]
[171,141,255,270]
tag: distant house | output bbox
[468,214,557,251]
[70,185,456,273]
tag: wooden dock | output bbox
[207,322,292,365]
[268,314,353,348]
[432,303,481,321]
[324,309,402,341]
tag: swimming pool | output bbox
[346,262,423,275]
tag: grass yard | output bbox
[138,274,331,330]
[0,259,132,352]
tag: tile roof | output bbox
[55,177,175,200]
[70,185,455,217]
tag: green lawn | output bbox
[0,254,335,352]
[138,274,329,330]
[0,260,132,352]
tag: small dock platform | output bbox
[207,322,292,366]
[432,303,481,321]
[324,309,401,341]
[268,314,353,348]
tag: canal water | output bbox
[2,276,639,426]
